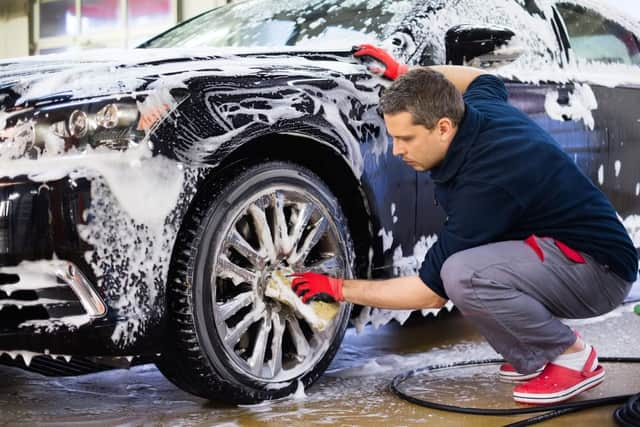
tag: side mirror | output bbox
[445,24,523,67]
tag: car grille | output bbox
[0,261,106,333]
[0,352,121,376]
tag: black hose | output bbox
[614,392,640,427]
[390,357,640,426]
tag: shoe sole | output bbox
[512,368,605,405]
[499,370,543,383]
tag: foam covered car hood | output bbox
[0,47,355,109]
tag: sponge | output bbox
[265,269,340,332]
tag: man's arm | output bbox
[342,276,447,309]
[427,65,488,94]
[290,272,447,310]
[352,44,487,93]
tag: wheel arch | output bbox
[194,132,375,280]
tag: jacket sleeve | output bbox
[418,180,523,298]
[464,74,508,103]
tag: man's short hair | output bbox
[379,68,465,129]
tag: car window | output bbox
[142,0,417,49]
[556,2,640,65]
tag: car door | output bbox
[360,135,418,278]
[552,1,640,231]
[490,1,610,195]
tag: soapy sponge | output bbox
[265,269,340,332]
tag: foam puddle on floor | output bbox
[0,307,638,427]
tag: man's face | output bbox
[384,111,455,172]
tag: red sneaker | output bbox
[513,348,605,404]
[499,363,544,382]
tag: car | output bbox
[0,0,638,403]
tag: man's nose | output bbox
[392,140,404,157]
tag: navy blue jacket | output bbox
[419,75,638,299]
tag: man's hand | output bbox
[353,44,409,80]
[290,272,344,303]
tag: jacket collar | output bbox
[430,103,482,184]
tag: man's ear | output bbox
[436,117,455,140]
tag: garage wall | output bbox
[0,0,30,59]
[0,0,231,59]
[181,0,230,20]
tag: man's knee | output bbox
[441,251,475,305]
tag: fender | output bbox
[150,63,389,179]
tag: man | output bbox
[291,45,637,404]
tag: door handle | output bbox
[557,87,572,106]
[556,86,574,121]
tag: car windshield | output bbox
[141,0,415,49]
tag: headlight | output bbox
[0,98,146,158]
[95,104,119,129]
[95,103,139,129]
[68,110,89,138]
[48,100,144,151]
[0,91,181,160]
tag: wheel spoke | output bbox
[288,202,314,250]
[248,203,277,263]
[288,217,328,266]
[216,254,259,286]
[287,316,310,358]
[218,291,254,321]
[227,229,266,270]
[268,311,286,377]
[271,192,291,256]
[224,306,266,347]
[248,316,272,375]
[310,326,332,348]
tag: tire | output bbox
[156,161,354,403]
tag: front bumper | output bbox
[0,177,118,354]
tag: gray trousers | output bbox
[441,236,633,374]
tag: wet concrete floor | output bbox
[1,303,639,427]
